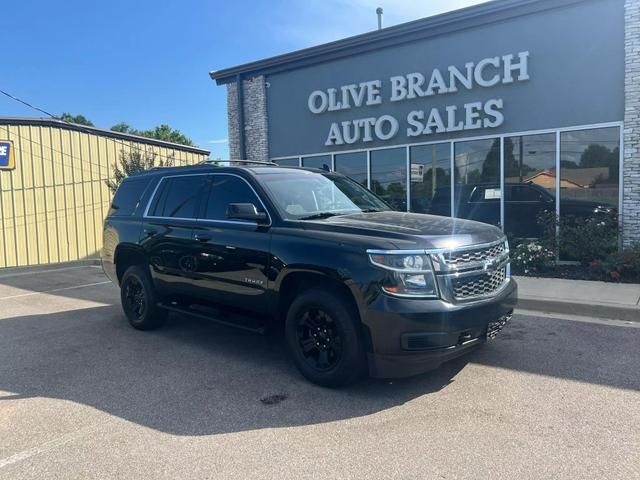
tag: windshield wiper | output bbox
[298,212,342,220]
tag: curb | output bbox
[517,297,640,323]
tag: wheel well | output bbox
[277,272,372,350]
[115,247,147,284]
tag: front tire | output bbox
[285,288,367,387]
[120,265,167,330]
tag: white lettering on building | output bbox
[309,51,529,146]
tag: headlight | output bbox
[368,252,439,298]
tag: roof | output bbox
[209,0,592,85]
[525,168,610,187]
[130,163,333,180]
[0,116,210,155]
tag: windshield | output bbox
[257,171,390,220]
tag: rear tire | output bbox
[120,265,167,330]
[285,288,367,387]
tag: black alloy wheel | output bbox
[120,265,167,330]
[296,307,343,372]
[285,288,367,387]
[123,275,146,320]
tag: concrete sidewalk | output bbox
[515,276,640,322]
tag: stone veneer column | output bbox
[624,0,640,246]
[225,76,269,161]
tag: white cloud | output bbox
[272,0,491,47]
[207,138,228,144]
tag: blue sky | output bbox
[3,0,487,158]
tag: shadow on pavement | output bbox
[1,265,638,437]
[0,302,469,436]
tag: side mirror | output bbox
[226,203,268,224]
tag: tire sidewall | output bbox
[285,288,366,387]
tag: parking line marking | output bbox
[516,308,640,328]
[0,265,99,279]
[1,281,111,300]
[0,426,98,469]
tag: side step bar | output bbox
[157,302,266,334]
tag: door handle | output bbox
[143,227,157,237]
[194,233,211,242]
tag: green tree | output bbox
[109,122,193,146]
[60,112,94,126]
[106,149,174,194]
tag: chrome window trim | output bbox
[366,238,507,257]
[143,172,273,227]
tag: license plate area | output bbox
[487,312,513,339]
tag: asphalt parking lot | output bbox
[0,265,639,480]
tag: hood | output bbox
[302,211,505,250]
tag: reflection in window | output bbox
[302,155,331,170]
[504,133,556,239]
[453,138,500,226]
[335,152,367,187]
[559,127,620,260]
[410,143,450,216]
[370,148,406,211]
[275,158,300,167]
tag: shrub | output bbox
[537,210,619,264]
[592,244,640,282]
[510,241,555,276]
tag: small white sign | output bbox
[484,188,502,200]
[411,163,425,182]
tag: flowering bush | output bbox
[590,244,640,282]
[510,241,556,276]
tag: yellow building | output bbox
[0,117,209,269]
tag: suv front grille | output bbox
[433,240,509,302]
[443,242,505,269]
[451,267,506,300]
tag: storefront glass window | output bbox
[275,158,300,167]
[409,143,451,216]
[335,152,367,186]
[370,148,406,211]
[302,155,331,170]
[559,127,620,259]
[503,133,556,239]
[453,138,500,226]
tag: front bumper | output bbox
[363,278,517,378]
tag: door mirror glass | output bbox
[226,203,268,223]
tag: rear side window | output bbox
[203,175,263,221]
[149,175,208,218]
[110,178,150,216]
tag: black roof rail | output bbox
[198,159,278,166]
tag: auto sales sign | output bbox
[0,140,15,170]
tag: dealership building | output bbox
[210,0,640,246]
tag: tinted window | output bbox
[203,175,262,220]
[110,179,150,216]
[335,152,367,187]
[511,185,545,202]
[371,148,406,211]
[151,176,207,218]
[275,158,300,167]
[302,155,331,170]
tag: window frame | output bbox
[143,172,273,227]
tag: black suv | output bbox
[102,162,517,387]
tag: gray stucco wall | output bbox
[226,76,269,161]
[266,0,624,158]
[624,0,640,246]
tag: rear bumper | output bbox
[363,278,517,378]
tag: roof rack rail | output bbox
[198,159,278,166]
